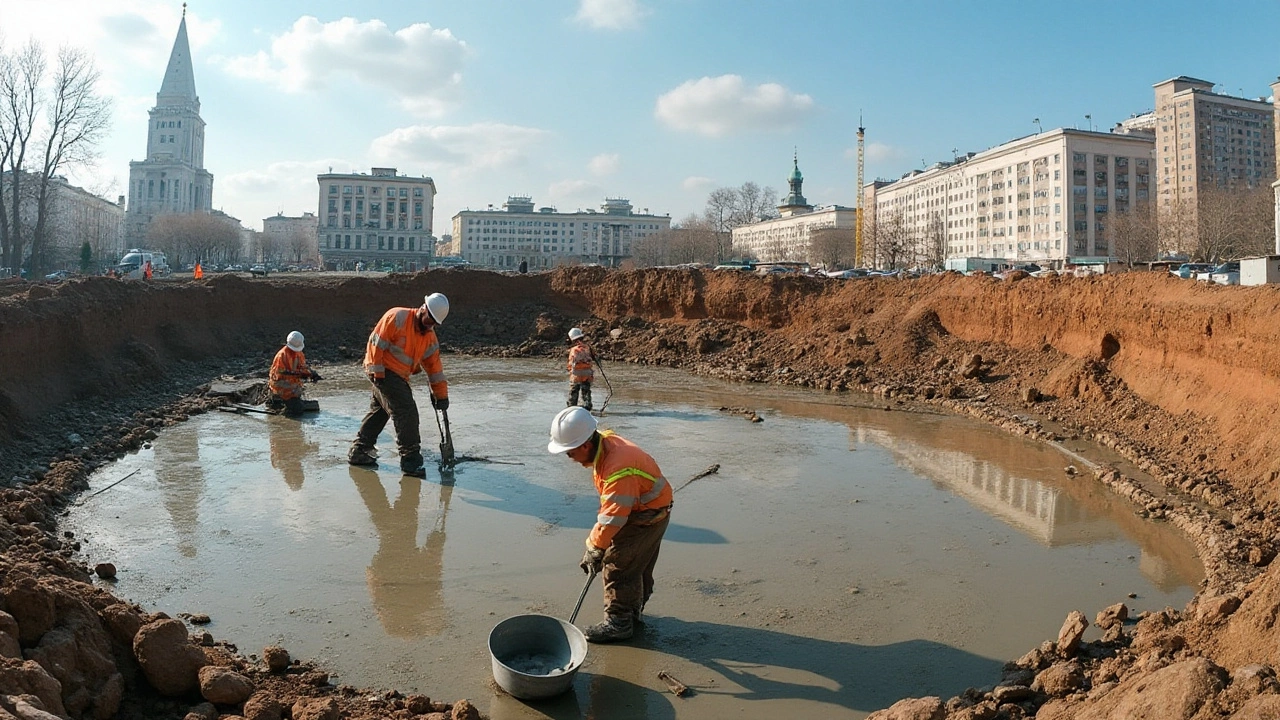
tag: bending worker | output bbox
[267,331,320,416]
[349,293,450,478]
[548,406,672,643]
[566,327,594,411]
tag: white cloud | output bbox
[682,176,715,193]
[369,123,549,172]
[588,153,620,176]
[221,16,467,117]
[865,142,904,163]
[655,75,814,137]
[218,158,347,228]
[573,0,648,30]
[547,179,602,210]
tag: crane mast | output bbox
[855,117,866,268]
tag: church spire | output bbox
[157,13,198,108]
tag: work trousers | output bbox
[601,512,670,620]
[354,373,421,460]
[266,394,305,417]
[568,382,593,411]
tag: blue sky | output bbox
[5,0,1280,232]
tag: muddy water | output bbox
[65,358,1201,719]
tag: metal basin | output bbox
[488,614,588,699]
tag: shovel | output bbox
[435,407,456,467]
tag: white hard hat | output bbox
[568,327,584,341]
[424,293,450,324]
[547,406,597,454]
[286,331,305,352]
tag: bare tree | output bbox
[148,212,240,267]
[0,42,110,276]
[875,209,913,269]
[1195,186,1273,261]
[810,227,856,269]
[286,228,313,264]
[919,213,945,270]
[1112,204,1159,266]
[703,188,736,263]
[630,215,718,267]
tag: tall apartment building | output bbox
[452,196,670,269]
[316,168,436,271]
[262,212,319,265]
[7,172,126,270]
[1154,77,1276,250]
[124,12,215,247]
[864,129,1155,268]
[731,157,858,263]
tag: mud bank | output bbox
[2,267,1280,718]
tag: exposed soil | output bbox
[2,267,1280,718]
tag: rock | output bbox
[1231,664,1278,696]
[405,695,432,714]
[1033,661,1085,696]
[1196,594,1241,622]
[452,699,482,720]
[865,696,945,720]
[1232,694,1280,718]
[133,618,209,696]
[1073,657,1226,719]
[0,660,67,716]
[262,645,290,673]
[0,695,63,720]
[198,666,254,705]
[0,613,20,659]
[184,702,218,720]
[97,604,143,647]
[1022,387,1041,403]
[66,433,83,445]
[1095,602,1128,629]
[991,684,1034,703]
[187,613,210,625]
[1057,610,1088,657]
[291,696,339,720]
[1,577,56,645]
[93,563,116,579]
[242,692,283,720]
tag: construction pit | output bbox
[2,267,1280,719]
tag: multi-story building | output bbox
[732,157,857,263]
[452,196,670,269]
[262,212,319,265]
[316,167,436,271]
[1154,77,1276,250]
[864,128,1155,268]
[5,172,126,270]
[124,12,214,247]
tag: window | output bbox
[413,187,423,197]
[329,185,338,195]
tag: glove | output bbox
[309,370,322,382]
[580,544,605,575]
[431,396,449,411]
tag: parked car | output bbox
[249,264,269,277]
[825,268,869,279]
[44,270,72,282]
[1171,262,1214,279]
[1208,261,1240,285]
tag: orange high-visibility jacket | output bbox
[567,342,594,384]
[588,431,672,549]
[268,346,310,400]
[363,307,448,400]
[193,263,204,279]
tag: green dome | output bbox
[790,160,803,181]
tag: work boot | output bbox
[348,446,378,467]
[584,614,633,643]
[400,453,426,478]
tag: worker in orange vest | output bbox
[143,260,153,280]
[566,327,594,411]
[193,261,204,279]
[349,293,451,477]
[548,407,673,643]
[267,331,321,416]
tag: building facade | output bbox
[731,157,857,264]
[262,212,319,265]
[864,128,1156,268]
[316,168,436,271]
[1154,77,1276,250]
[6,172,125,271]
[124,13,214,247]
[452,197,670,269]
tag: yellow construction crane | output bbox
[854,115,866,268]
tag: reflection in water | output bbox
[267,417,319,491]
[152,423,204,558]
[350,468,451,637]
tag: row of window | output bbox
[328,185,425,198]
[323,234,423,251]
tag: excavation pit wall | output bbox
[1,267,1280,718]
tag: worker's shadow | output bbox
[461,466,726,545]
[267,415,321,491]
[349,467,451,637]
[486,671,677,720]
[631,616,1003,714]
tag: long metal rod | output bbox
[569,569,597,624]
[595,357,614,416]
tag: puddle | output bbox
[65,358,1201,719]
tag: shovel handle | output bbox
[569,569,597,625]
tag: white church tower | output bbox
[125,7,214,246]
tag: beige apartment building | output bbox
[452,196,670,269]
[864,128,1155,268]
[732,158,858,263]
[1154,77,1275,251]
[262,211,319,265]
[316,167,435,270]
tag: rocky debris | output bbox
[1056,611,1088,658]
[865,696,945,720]
[184,701,218,720]
[292,696,340,720]
[0,660,66,716]
[0,694,63,720]
[133,618,209,696]
[1032,661,1084,696]
[718,406,763,423]
[198,665,254,704]
[1196,594,1241,623]
[1095,602,1128,629]
[92,563,115,580]
[262,645,290,673]
[242,692,283,720]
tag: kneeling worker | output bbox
[548,407,672,642]
[268,331,321,416]
[349,293,450,478]
[566,327,594,411]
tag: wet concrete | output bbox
[64,358,1201,719]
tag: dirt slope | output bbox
[3,267,1280,718]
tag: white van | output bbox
[116,249,169,279]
